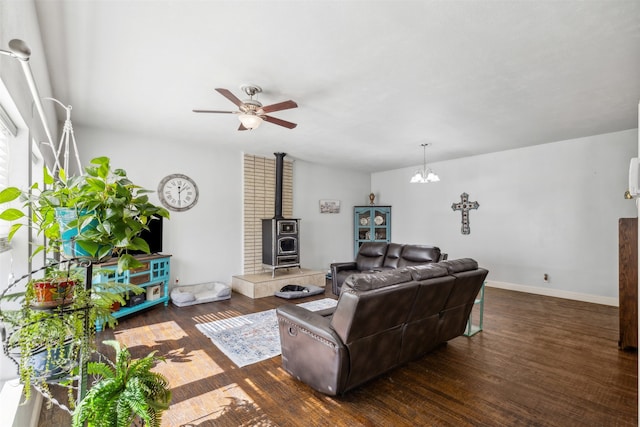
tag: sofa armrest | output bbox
[276,305,348,395]
[277,305,342,349]
[331,262,358,295]
[331,261,357,272]
[313,306,337,318]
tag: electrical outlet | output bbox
[543,273,549,283]
[175,277,180,284]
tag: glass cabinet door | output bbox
[354,206,391,256]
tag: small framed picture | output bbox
[319,199,341,213]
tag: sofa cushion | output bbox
[382,243,403,269]
[408,263,449,281]
[439,258,478,274]
[344,268,412,291]
[355,242,388,271]
[397,245,441,267]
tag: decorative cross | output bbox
[451,192,479,235]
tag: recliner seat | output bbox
[330,242,444,295]
[277,258,487,395]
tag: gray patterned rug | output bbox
[196,298,337,367]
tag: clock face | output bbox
[158,174,199,212]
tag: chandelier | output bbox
[410,143,440,183]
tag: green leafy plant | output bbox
[0,156,170,272]
[72,340,172,427]
[0,263,144,402]
[0,155,170,406]
[2,267,90,401]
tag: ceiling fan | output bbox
[193,84,298,131]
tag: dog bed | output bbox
[275,284,325,299]
[170,282,231,307]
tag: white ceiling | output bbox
[33,1,640,173]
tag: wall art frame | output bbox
[319,199,341,213]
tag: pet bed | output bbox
[275,284,325,299]
[171,282,231,307]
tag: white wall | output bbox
[76,126,369,285]
[293,160,371,272]
[373,129,638,304]
[77,125,636,302]
[76,126,243,286]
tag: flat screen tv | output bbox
[129,214,163,255]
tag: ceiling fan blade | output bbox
[262,115,297,129]
[215,88,244,108]
[192,109,236,114]
[260,100,298,114]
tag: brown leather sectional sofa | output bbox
[276,258,488,395]
[330,242,445,295]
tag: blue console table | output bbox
[93,254,171,331]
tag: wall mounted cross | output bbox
[451,192,479,235]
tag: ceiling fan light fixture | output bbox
[410,143,440,184]
[238,113,263,130]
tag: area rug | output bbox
[196,298,337,367]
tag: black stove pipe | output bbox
[274,152,286,219]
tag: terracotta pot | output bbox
[32,280,76,308]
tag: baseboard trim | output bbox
[486,280,618,307]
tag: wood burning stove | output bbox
[262,153,300,277]
[262,218,300,273]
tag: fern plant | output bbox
[72,340,172,427]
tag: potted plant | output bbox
[0,156,170,273]
[0,156,168,404]
[1,266,90,401]
[28,264,84,309]
[0,262,145,402]
[72,340,171,427]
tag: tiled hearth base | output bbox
[231,268,326,299]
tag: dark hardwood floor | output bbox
[39,285,637,426]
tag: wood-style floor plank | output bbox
[38,286,637,426]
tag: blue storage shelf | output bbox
[93,254,171,331]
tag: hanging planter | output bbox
[0,156,170,273]
[55,207,113,261]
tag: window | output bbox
[0,103,17,251]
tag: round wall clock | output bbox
[158,174,199,212]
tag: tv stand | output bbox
[93,254,171,331]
